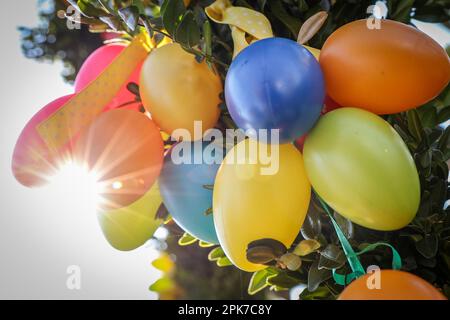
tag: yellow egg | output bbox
[140,43,222,140]
[213,140,311,271]
[98,183,163,251]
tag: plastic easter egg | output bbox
[74,109,164,210]
[98,183,164,251]
[12,94,75,187]
[213,139,311,272]
[303,108,420,231]
[225,37,325,143]
[320,19,450,114]
[159,141,222,243]
[339,270,447,300]
[140,43,222,139]
[75,43,142,111]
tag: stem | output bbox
[139,17,229,69]
[213,36,233,53]
[190,47,230,69]
[153,29,173,39]
[116,100,140,108]
[96,0,114,15]
[221,114,237,130]
[139,17,174,40]
[323,281,339,298]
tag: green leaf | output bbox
[438,126,450,160]
[428,128,443,146]
[298,0,309,13]
[279,253,302,271]
[300,208,322,240]
[216,256,233,267]
[299,286,334,300]
[207,246,232,266]
[118,6,140,31]
[208,246,226,261]
[268,0,301,37]
[402,233,423,243]
[258,0,268,11]
[266,270,304,289]
[161,0,186,36]
[418,106,438,128]
[308,261,332,292]
[293,239,321,256]
[149,276,174,292]
[178,232,197,246]
[390,0,414,23]
[126,82,140,96]
[437,106,450,125]
[407,109,425,141]
[246,238,287,264]
[202,20,212,57]
[76,0,108,17]
[175,11,201,49]
[151,254,174,273]
[99,16,121,31]
[198,240,215,248]
[414,5,450,23]
[235,0,253,9]
[318,244,346,270]
[248,268,276,295]
[415,234,438,259]
[333,212,353,239]
[132,0,146,15]
[417,256,437,268]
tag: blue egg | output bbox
[225,37,325,143]
[159,141,222,244]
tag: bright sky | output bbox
[0,1,448,300]
[0,1,160,299]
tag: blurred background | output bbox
[0,0,448,299]
[0,0,162,299]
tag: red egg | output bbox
[12,94,76,187]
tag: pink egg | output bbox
[75,43,142,111]
[12,94,75,187]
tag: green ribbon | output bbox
[316,195,402,286]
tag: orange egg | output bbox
[74,109,164,210]
[320,19,450,114]
[140,43,222,140]
[339,270,447,300]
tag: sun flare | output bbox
[47,159,103,213]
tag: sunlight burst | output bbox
[47,159,103,213]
